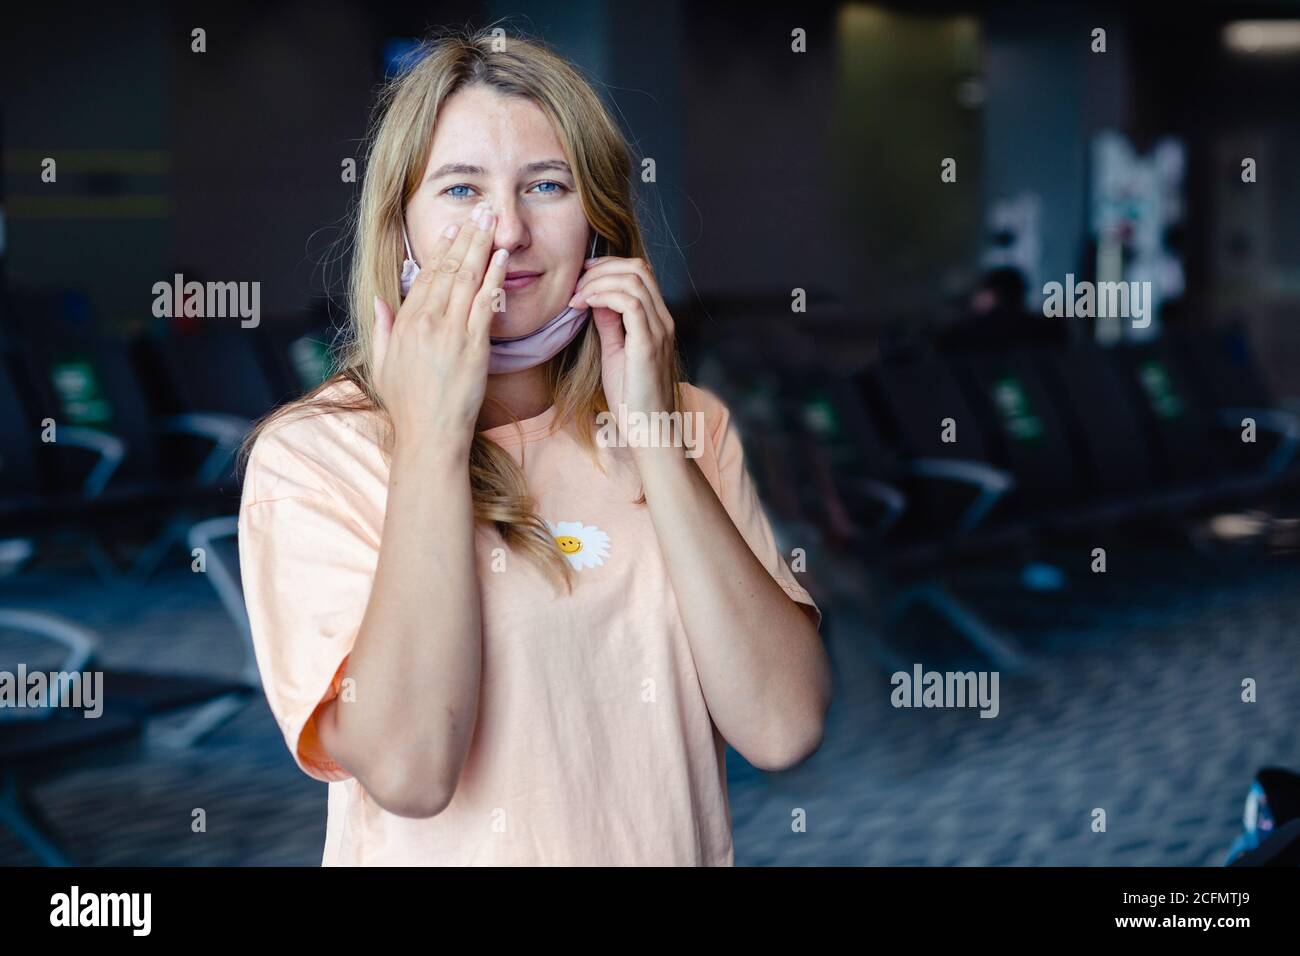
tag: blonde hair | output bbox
[239,25,685,592]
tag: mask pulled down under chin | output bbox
[399,229,595,374]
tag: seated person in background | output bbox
[935,266,1070,354]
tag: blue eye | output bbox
[531,181,566,195]
[445,184,476,200]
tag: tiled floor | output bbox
[2,538,1296,866]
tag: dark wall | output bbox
[5,0,1300,384]
[682,5,844,311]
[3,2,171,334]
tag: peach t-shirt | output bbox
[237,377,820,866]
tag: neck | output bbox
[477,363,553,431]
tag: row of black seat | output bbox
[0,294,330,862]
[694,323,1300,668]
[719,324,1298,559]
[0,292,334,561]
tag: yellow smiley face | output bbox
[556,535,583,554]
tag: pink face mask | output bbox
[400,222,596,375]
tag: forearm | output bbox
[317,435,481,813]
[634,446,831,771]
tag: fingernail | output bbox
[443,223,459,238]
[584,257,598,266]
[478,210,495,231]
[493,248,509,265]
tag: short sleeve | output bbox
[238,428,380,783]
[685,384,823,631]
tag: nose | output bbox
[486,192,529,254]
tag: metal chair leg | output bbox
[0,770,72,867]
[889,581,1027,673]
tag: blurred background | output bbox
[2,0,1299,866]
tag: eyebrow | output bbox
[427,159,573,180]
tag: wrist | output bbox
[631,440,693,478]
[391,431,471,477]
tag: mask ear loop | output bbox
[403,220,417,265]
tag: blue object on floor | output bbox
[1021,561,1067,592]
[1224,779,1274,865]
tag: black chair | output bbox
[0,349,48,522]
[1036,345,1219,520]
[0,711,144,866]
[5,332,241,579]
[1108,339,1289,508]
[0,347,195,543]
[178,515,261,740]
[953,350,1089,515]
[254,317,337,404]
[0,608,252,865]
[1167,326,1300,481]
[801,360,1032,671]
[860,356,1021,540]
[954,347,1202,537]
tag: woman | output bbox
[237,26,831,866]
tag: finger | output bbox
[571,273,649,308]
[434,202,488,277]
[401,217,466,311]
[588,297,626,361]
[444,207,498,325]
[425,203,489,319]
[572,276,662,339]
[468,247,511,343]
[574,257,670,323]
[573,258,623,293]
[372,294,394,376]
[583,290,654,346]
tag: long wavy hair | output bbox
[239,26,685,592]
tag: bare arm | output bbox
[635,442,830,772]
[312,441,479,817]
[311,201,508,817]
[573,258,832,772]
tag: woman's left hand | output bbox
[569,256,676,436]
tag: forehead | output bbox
[428,85,562,165]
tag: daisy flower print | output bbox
[547,520,611,571]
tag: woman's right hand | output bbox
[372,201,508,455]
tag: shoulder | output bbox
[676,381,749,488]
[242,375,383,505]
[677,381,732,444]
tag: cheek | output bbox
[539,221,591,282]
[547,260,583,298]
[405,200,461,260]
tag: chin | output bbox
[489,308,552,339]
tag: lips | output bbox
[503,271,542,291]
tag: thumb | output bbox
[589,305,625,362]
[372,294,394,375]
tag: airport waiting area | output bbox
[1,292,1299,865]
[3,1,1300,871]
